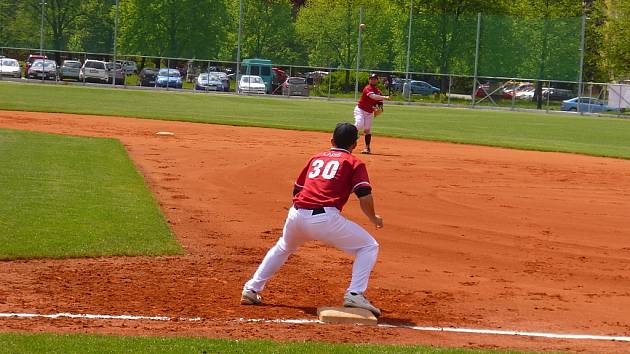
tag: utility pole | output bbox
[39,1,46,56]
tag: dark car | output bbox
[138,67,158,87]
[543,88,574,101]
[282,77,309,96]
[27,59,57,80]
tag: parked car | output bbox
[106,62,125,84]
[304,71,329,85]
[27,59,57,80]
[195,72,224,91]
[80,59,109,83]
[503,82,534,98]
[475,82,505,98]
[404,80,440,95]
[282,77,309,96]
[208,71,229,92]
[0,58,22,78]
[543,88,574,101]
[272,67,288,93]
[238,75,266,94]
[138,67,158,86]
[515,88,536,100]
[155,68,182,88]
[560,97,622,113]
[58,60,82,81]
[25,54,47,74]
[115,60,137,74]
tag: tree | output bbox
[238,0,304,64]
[19,0,86,62]
[118,0,231,60]
[602,0,630,80]
[295,0,399,91]
[405,0,510,90]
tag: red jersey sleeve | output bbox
[351,160,371,192]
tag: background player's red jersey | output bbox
[357,84,382,113]
[293,148,371,211]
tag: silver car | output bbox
[59,60,81,81]
[106,62,125,84]
[195,73,224,91]
[0,58,21,78]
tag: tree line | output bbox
[0,0,628,83]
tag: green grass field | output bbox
[0,128,182,260]
[0,333,537,354]
[0,81,617,353]
[1,81,630,159]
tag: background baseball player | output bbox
[241,123,384,316]
[354,73,390,154]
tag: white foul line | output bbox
[2,312,629,342]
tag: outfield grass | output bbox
[1,81,629,159]
[0,333,539,354]
[0,128,182,260]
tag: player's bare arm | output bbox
[358,194,383,229]
[368,93,390,101]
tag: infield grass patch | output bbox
[0,128,182,260]
[0,332,542,354]
[1,82,630,159]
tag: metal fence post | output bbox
[471,13,481,107]
[577,15,586,114]
[236,0,243,95]
[112,0,119,88]
[327,66,332,99]
[404,0,413,103]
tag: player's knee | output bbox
[362,241,379,255]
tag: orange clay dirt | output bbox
[0,110,629,353]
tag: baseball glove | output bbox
[373,102,384,117]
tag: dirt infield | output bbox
[1,110,629,353]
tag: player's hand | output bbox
[372,215,383,229]
[383,96,390,100]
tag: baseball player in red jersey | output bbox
[354,73,390,154]
[241,123,384,316]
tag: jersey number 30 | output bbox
[308,160,339,180]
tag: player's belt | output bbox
[295,206,326,215]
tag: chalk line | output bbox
[1,311,629,342]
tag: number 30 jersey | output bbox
[293,148,371,211]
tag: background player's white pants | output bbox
[353,106,373,132]
[244,206,379,294]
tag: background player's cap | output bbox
[369,73,379,79]
[333,123,358,150]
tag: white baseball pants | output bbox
[353,106,373,133]
[244,206,379,294]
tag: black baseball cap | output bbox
[333,123,358,150]
[369,73,379,79]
